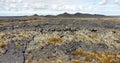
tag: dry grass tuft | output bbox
[0,40,9,53]
[72,60,82,63]
[114,39,120,43]
[19,32,29,38]
[45,37,63,45]
[72,48,120,63]
[0,32,5,38]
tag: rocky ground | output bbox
[0,17,120,63]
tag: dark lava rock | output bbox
[0,41,24,63]
[57,42,81,54]
[0,39,30,63]
[0,27,6,32]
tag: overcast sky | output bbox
[0,0,120,16]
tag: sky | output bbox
[0,0,120,16]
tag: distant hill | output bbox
[0,12,112,18]
[56,12,105,17]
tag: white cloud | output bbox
[31,3,48,9]
[9,4,16,8]
[3,0,22,3]
[0,0,93,12]
[115,0,120,2]
[99,0,120,5]
[99,0,107,5]
[115,0,120,4]
[0,0,120,16]
[51,5,79,11]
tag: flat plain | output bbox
[0,16,120,63]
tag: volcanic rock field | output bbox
[0,16,120,63]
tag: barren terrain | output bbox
[0,16,120,63]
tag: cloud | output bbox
[115,0,120,4]
[0,0,94,11]
[99,0,120,5]
[31,3,48,10]
[99,0,107,5]
[2,0,22,3]
[51,4,79,11]
[0,0,120,16]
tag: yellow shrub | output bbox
[0,40,9,48]
[72,48,120,63]
[72,60,82,63]
[57,59,63,63]
[15,42,21,48]
[0,42,4,48]
[45,37,63,45]
[72,48,87,56]
[114,39,120,43]
[0,32,5,38]
[19,32,29,38]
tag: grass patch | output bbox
[0,32,5,38]
[72,48,120,63]
[45,37,63,46]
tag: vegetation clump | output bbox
[45,37,63,46]
[0,40,9,53]
[72,48,120,63]
[0,32,5,39]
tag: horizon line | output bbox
[0,12,120,17]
